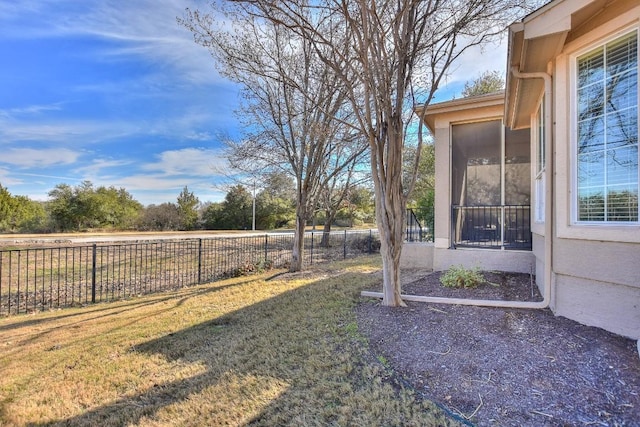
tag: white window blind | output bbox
[577,31,638,222]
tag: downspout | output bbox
[362,68,553,310]
[508,66,553,309]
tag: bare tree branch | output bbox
[182,0,538,303]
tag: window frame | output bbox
[571,28,639,225]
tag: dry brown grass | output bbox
[0,256,456,426]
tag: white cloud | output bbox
[0,168,23,186]
[447,37,509,87]
[131,188,226,206]
[14,172,80,181]
[115,174,201,191]
[419,32,511,102]
[0,113,141,145]
[1,103,64,117]
[74,158,135,176]
[0,1,48,23]
[0,148,80,168]
[6,171,112,201]
[0,108,224,147]
[113,173,225,205]
[0,0,223,85]
[184,131,214,141]
[81,0,222,85]
[141,148,228,177]
[69,148,230,205]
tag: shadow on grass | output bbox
[4,275,284,355]
[0,274,278,333]
[28,267,453,426]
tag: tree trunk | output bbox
[376,194,406,307]
[371,113,407,307]
[290,203,306,272]
[320,208,336,247]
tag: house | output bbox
[410,0,639,340]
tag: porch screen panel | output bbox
[505,127,531,247]
[451,120,502,245]
[505,127,531,205]
[451,120,502,207]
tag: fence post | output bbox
[451,206,456,249]
[197,239,203,284]
[368,229,372,254]
[343,229,347,259]
[264,234,268,262]
[310,231,314,265]
[91,244,97,304]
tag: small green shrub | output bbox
[440,265,486,289]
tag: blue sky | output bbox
[0,1,509,206]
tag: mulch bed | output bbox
[357,270,640,426]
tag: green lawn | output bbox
[0,256,456,426]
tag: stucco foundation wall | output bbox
[532,233,546,295]
[549,238,640,339]
[554,274,640,340]
[553,239,640,290]
[400,243,434,270]
[433,247,535,274]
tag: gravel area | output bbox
[357,270,640,426]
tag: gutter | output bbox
[362,68,554,311]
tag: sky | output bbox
[0,0,511,206]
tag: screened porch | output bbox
[450,120,532,250]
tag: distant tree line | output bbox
[0,173,378,234]
[0,184,47,233]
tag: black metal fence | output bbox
[451,205,531,250]
[406,208,434,242]
[0,229,380,315]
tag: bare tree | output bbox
[193,0,538,305]
[181,7,368,271]
[316,154,370,247]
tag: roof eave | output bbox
[417,92,505,133]
[505,0,597,129]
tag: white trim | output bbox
[534,95,546,225]
[448,115,504,127]
[522,0,598,39]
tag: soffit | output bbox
[505,0,618,129]
[568,0,633,43]
[506,31,567,130]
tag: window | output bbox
[535,96,546,222]
[576,31,638,223]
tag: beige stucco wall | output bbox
[433,123,451,249]
[553,239,640,290]
[554,274,640,340]
[400,243,434,270]
[545,5,640,339]
[547,238,640,340]
[433,247,535,274]
[531,233,546,295]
